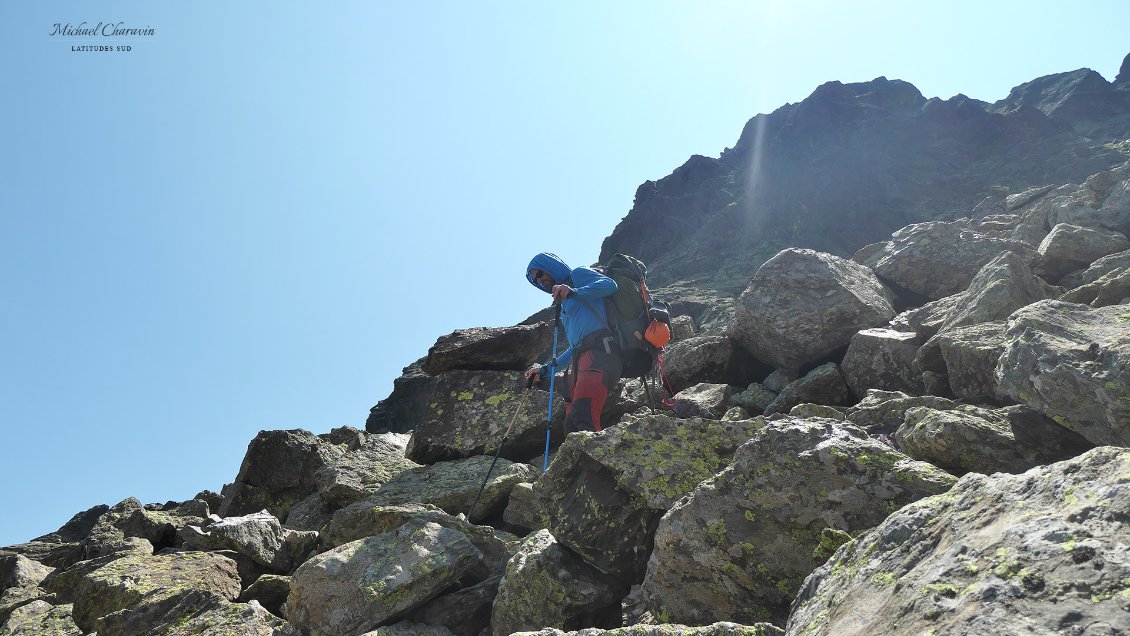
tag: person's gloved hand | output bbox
[524,364,544,383]
[551,284,574,303]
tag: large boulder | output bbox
[763,364,851,416]
[321,503,516,582]
[893,405,1093,475]
[287,519,483,636]
[490,530,628,635]
[42,540,155,606]
[1060,265,1130,307]
[840,329,924,398]
[1074,248,1130,285]
[936,250,1060,333]
[995,300,1130,446]
[787,447,1130,636]
[887,294,961,340]
[92,592,285,636]
[869,220,1038,299]
[405,370,565,464]
[179,511,316,573]
[728,383,778,416]
[1038,222,1130,280]
[423,324,553,375]
[0,554,52,593]
[313,431,419,509]
[149,598,286,635]
[935,321,1010,404]
[406,575,499,636]
[641,418,955,626]
[367,359,439,434]
[672,383,739,419]
[72,498,150,562]
[237,574,290,618]
[218,429,345,521]
[660,335,767,395]
[0,600,82,636]
[0,553,54,627]
[531,415,765,583]
[845,391,964,438]
[732,249,895,370]
[357,456,537,523]
[70,551,242,634]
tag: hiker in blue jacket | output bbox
[525,252,622,433]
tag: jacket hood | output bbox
[526,253,571,292]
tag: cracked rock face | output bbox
[787,447,1130,636]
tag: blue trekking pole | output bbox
[543,303,561,472]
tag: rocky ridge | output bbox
[4,54,1130,636]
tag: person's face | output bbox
[531,269,555,291]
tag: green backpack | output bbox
[595,254,670,378]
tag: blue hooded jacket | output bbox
[526,252,617,369]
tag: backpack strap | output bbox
[577,297,617,343]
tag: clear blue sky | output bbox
[2,1,1128,547]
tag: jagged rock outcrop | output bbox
[844,390,964,437]
[995,300,1130,446]
[641,418,955,626]
[288,519,482,636]
[531,415,765,583]
[732,249,895,370]
[989,67,1130,137]
[601,72,1128,292]
[787,447,1130,636]
[490,530,628,635]
[887,294,960,340]
[1060,264,1130,306]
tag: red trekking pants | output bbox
[564,348,621,433]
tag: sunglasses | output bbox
[531,269,553,290]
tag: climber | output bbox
[525,252,622,433]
